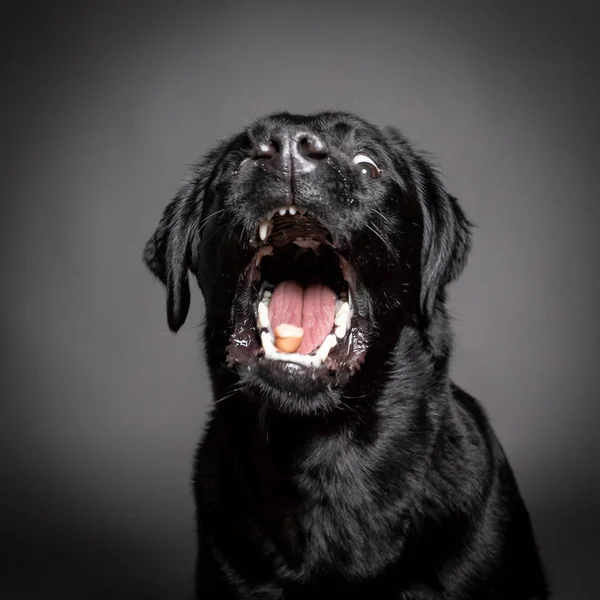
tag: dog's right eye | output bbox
[352,153,381,178]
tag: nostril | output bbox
[269,138,281,154]
[252,140,279,159]
[297,135,328,160]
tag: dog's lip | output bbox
[267,360,318,377]
[254,352,340,384]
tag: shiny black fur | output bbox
[143,112,548,599]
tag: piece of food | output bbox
[273,324,304,353]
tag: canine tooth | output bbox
[316,334,337,362]
[335,324,346,339]
[257,301,270,329]
[288,206,297,215]
[259,220,269,241]
[334,302,350,328]
[261,331,277,355]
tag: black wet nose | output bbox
[252,127,328,175]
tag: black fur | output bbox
[144,111,548,599]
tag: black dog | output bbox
[144,111,548,599]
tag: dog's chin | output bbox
[241,359,343,416]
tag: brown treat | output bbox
[274,324,304,353]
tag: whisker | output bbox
[179,322,203,332]
[372,208,391,225]
[337,398,369,426]
[159,323,202,335]
[214,384,246,405]
[213,376,250,405]
[366,223,393,253]
[203,222,230,247]
[214,391,239,405]
[239,223,253,250]
[198,209,225,236]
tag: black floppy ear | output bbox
[143,141,229,332]
[143,178,200,332]
[380,126,472,318]
[419,183,472,317]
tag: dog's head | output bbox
[144,112,471,413]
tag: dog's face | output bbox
[144,112,471,414]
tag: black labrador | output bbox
[143,111,548,599]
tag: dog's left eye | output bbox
[352,153,381,178]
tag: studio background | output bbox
[2,1,598,598]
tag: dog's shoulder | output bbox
[444,382,528,508]
[448,382,499,449]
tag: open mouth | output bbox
[226,206,370,379]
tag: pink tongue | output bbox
[269,281,336,354]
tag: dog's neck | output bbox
[207,314,452,481]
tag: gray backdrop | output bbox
[2,1,598,598]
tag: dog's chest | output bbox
[268,443,403,581]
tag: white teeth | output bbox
[261,331,277,354]
[259,326,337,368]
[334,300,352,339]
[334,302,350,327]
[259,221,269,241]
[316,334,337,362]
[261,332,318,368]
[262,289,272,299]
[258,206,306,240]
[257,301,270,330]
[335,324,346,339]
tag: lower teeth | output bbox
[261,332,338,368]
[257,286,352,367]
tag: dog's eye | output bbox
[352,153,381,178]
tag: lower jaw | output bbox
[225,268,370,384]
[226,315,369,387]
[245,360,348,415]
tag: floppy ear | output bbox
[143,141,229,332]
[143,179,199,332]
[381,126,472,317]
[419,183,472,317]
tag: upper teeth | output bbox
[259,221,269,242]
[257,301,270,330]
[258,205,306,241]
